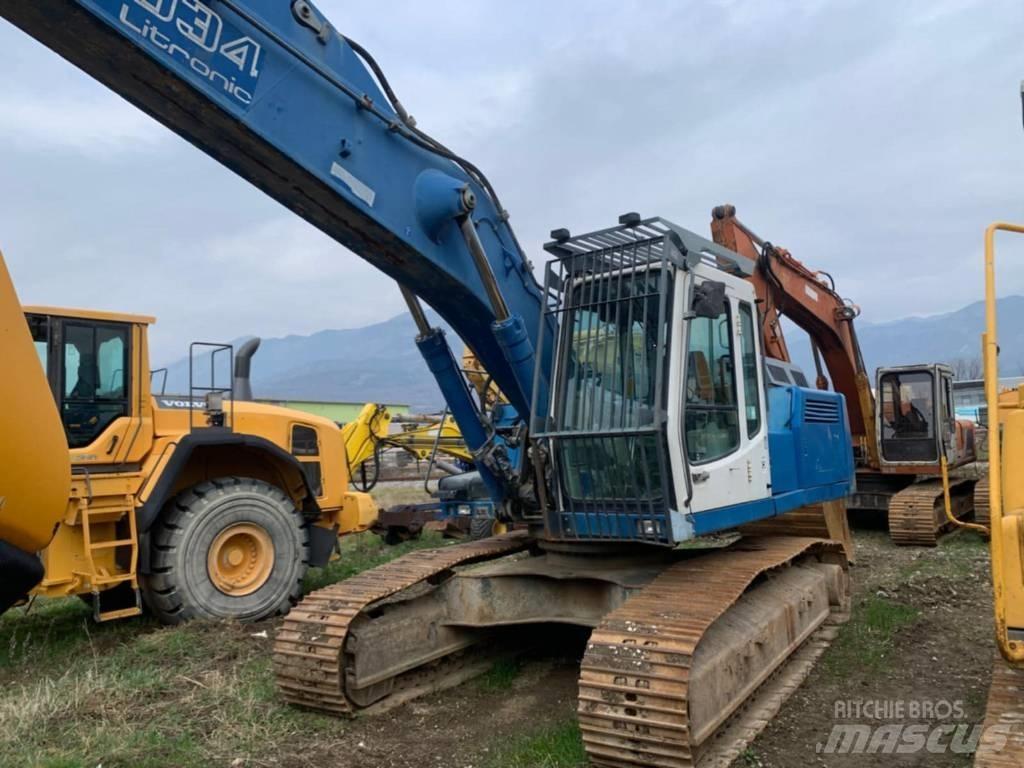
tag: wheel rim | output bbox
[207,523,275,597]
[492,520,508,536]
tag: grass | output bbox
[0,527,444,768]
[477,658,523,691]
[822,594,921,679]
[484,722,587,768]
[0,617,344,768]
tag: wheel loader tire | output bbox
[141,477,309,625]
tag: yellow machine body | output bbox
[341,403,393,468]
[20,305,376,618]
[0,261,70,553]
[982,223,1024,666]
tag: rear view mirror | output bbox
[692,281,727,319]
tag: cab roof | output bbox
[23,306,156,325]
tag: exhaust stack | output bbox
[233,337,261,402]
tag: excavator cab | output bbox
[537,216,854,545]
[876,363,968,469]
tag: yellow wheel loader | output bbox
[973,223,1024,766]
[6,299,376,624]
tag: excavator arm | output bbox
[710,205,880,468]
[0,0,554,506]
[0,250,71,612]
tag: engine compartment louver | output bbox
[804,398,841,424]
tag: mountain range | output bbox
[161,311,454,412]
[161,297,1024,411]
[787,296,1024,383]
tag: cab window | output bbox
[738,303,762,438]
[879,370,937,462]
[28,314,49,374]
[685,300,739,463]
[61,322,130,448]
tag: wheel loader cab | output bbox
[25,308,155,466]
[877,363,968,470]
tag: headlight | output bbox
[457,504,473,516]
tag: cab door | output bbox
[937,368,968,464]
[680,272,771,517]
[29,314,139,467]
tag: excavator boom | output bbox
[711,205,877,463]
[0,0,553,503]
[711,205,982,547]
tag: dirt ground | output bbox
[274,653,584,768]
[0,518,998,768]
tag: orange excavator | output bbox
[712,205,978,545]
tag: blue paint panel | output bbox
[690,482,852,536]
[557,385,854,545]
[768,386,854,495]
[690,386,855,537]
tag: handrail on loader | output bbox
[982,221,1024,665]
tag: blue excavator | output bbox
[1,2,857,765]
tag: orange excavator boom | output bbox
[710,205,880,468]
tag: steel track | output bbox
[273,534,849,768]
[976,657,1024,767]
[888,478,976,547]
[272,533,530,714]
[577,536,847,767]
[976,474,991,528]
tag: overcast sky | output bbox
[2,0,1023,364]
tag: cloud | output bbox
[0,94,165,153]
[2,0,1024,372]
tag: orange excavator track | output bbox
[975,474,991,528]
[888,478,976,547]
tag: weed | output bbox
[478,658,522,691]
[823,595,920,679]
[484,721,587,768]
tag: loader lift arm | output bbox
[711,204,880,468]
[0,251,71,612]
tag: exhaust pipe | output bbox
[233,337,261,402]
